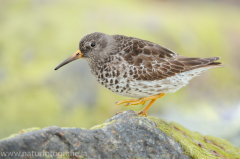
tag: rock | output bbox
[0,110,239,159]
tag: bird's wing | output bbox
[120,38,221,81]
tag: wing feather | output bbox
[117,37,223,81]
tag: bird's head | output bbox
[55,32,108,70]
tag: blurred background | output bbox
[0,0,240,147]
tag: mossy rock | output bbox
[0,110,239,159]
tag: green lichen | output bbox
[19,127,41,133]
[147,116,240,159]
[90,120,116,130]
[0,127,40,141]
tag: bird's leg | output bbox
[138,99,157,117]
[116,92,165,116]
[137,93,165,116]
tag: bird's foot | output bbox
[115,98,146,106]
[116,92,165,116]
[138,110,147,117]
[116,93,165,107]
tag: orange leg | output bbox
[138,99,157,117]
[116,92,165,116]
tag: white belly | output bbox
[118,67,208,98]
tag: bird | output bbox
[55,32,224,116]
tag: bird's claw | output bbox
[138,110,147,117]
[124,103,131,106]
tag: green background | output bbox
[0,0,240,146]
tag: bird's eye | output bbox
[91,42,96,47]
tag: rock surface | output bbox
[0,110,239,159]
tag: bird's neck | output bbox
[86,56,107,76]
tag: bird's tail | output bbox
[177,56,226,72]
[201,57,226,68]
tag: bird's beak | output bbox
[54,50,83,70]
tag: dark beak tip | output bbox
[54,64,63,70]
[54,66,59,70]
[54,51,80,71]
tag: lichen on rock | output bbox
[147,116,240,159]
[0,110,239,159]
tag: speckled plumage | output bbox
[76,32,223,98]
